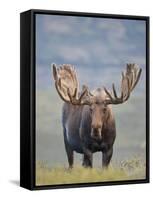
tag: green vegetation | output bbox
[36,157,146,186]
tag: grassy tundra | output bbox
[36,157,145,185]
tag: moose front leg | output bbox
[65,144,74,168]
[82,147,93,168]
[64,133,74,169]
[102,147,113,168]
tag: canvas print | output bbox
[35,14,147,186]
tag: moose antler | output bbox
[52,64,94,105]
[104,64,142,105]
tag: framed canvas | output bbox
[20,9,150,190]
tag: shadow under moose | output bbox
[52,63,142,169]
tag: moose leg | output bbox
[102,148,113,168]
[64,135,74,168]
[82,148,93,168]
[65,142,74,168]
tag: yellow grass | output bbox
[36,158,146,186]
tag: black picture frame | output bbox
[20,9,150,190]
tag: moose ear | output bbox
[52,63,58,81]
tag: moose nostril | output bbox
[93,128,101,135]
[94,128,99,132]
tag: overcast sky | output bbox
[36,14,146,90]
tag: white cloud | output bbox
[97,19,126,40]
[44,18,72,34]
[57,46,90,63]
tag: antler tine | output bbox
[73,88,77,98]
[105,64,142,105]
[125,63,142,92]
[79,85,89,101]
[104,87,114,101]
[112,83,118,98]
[130,68,142,92]
[67,84,93,105]
[123,77,130,101]
[52,63,58,81]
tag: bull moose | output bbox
[52,63,142,168]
